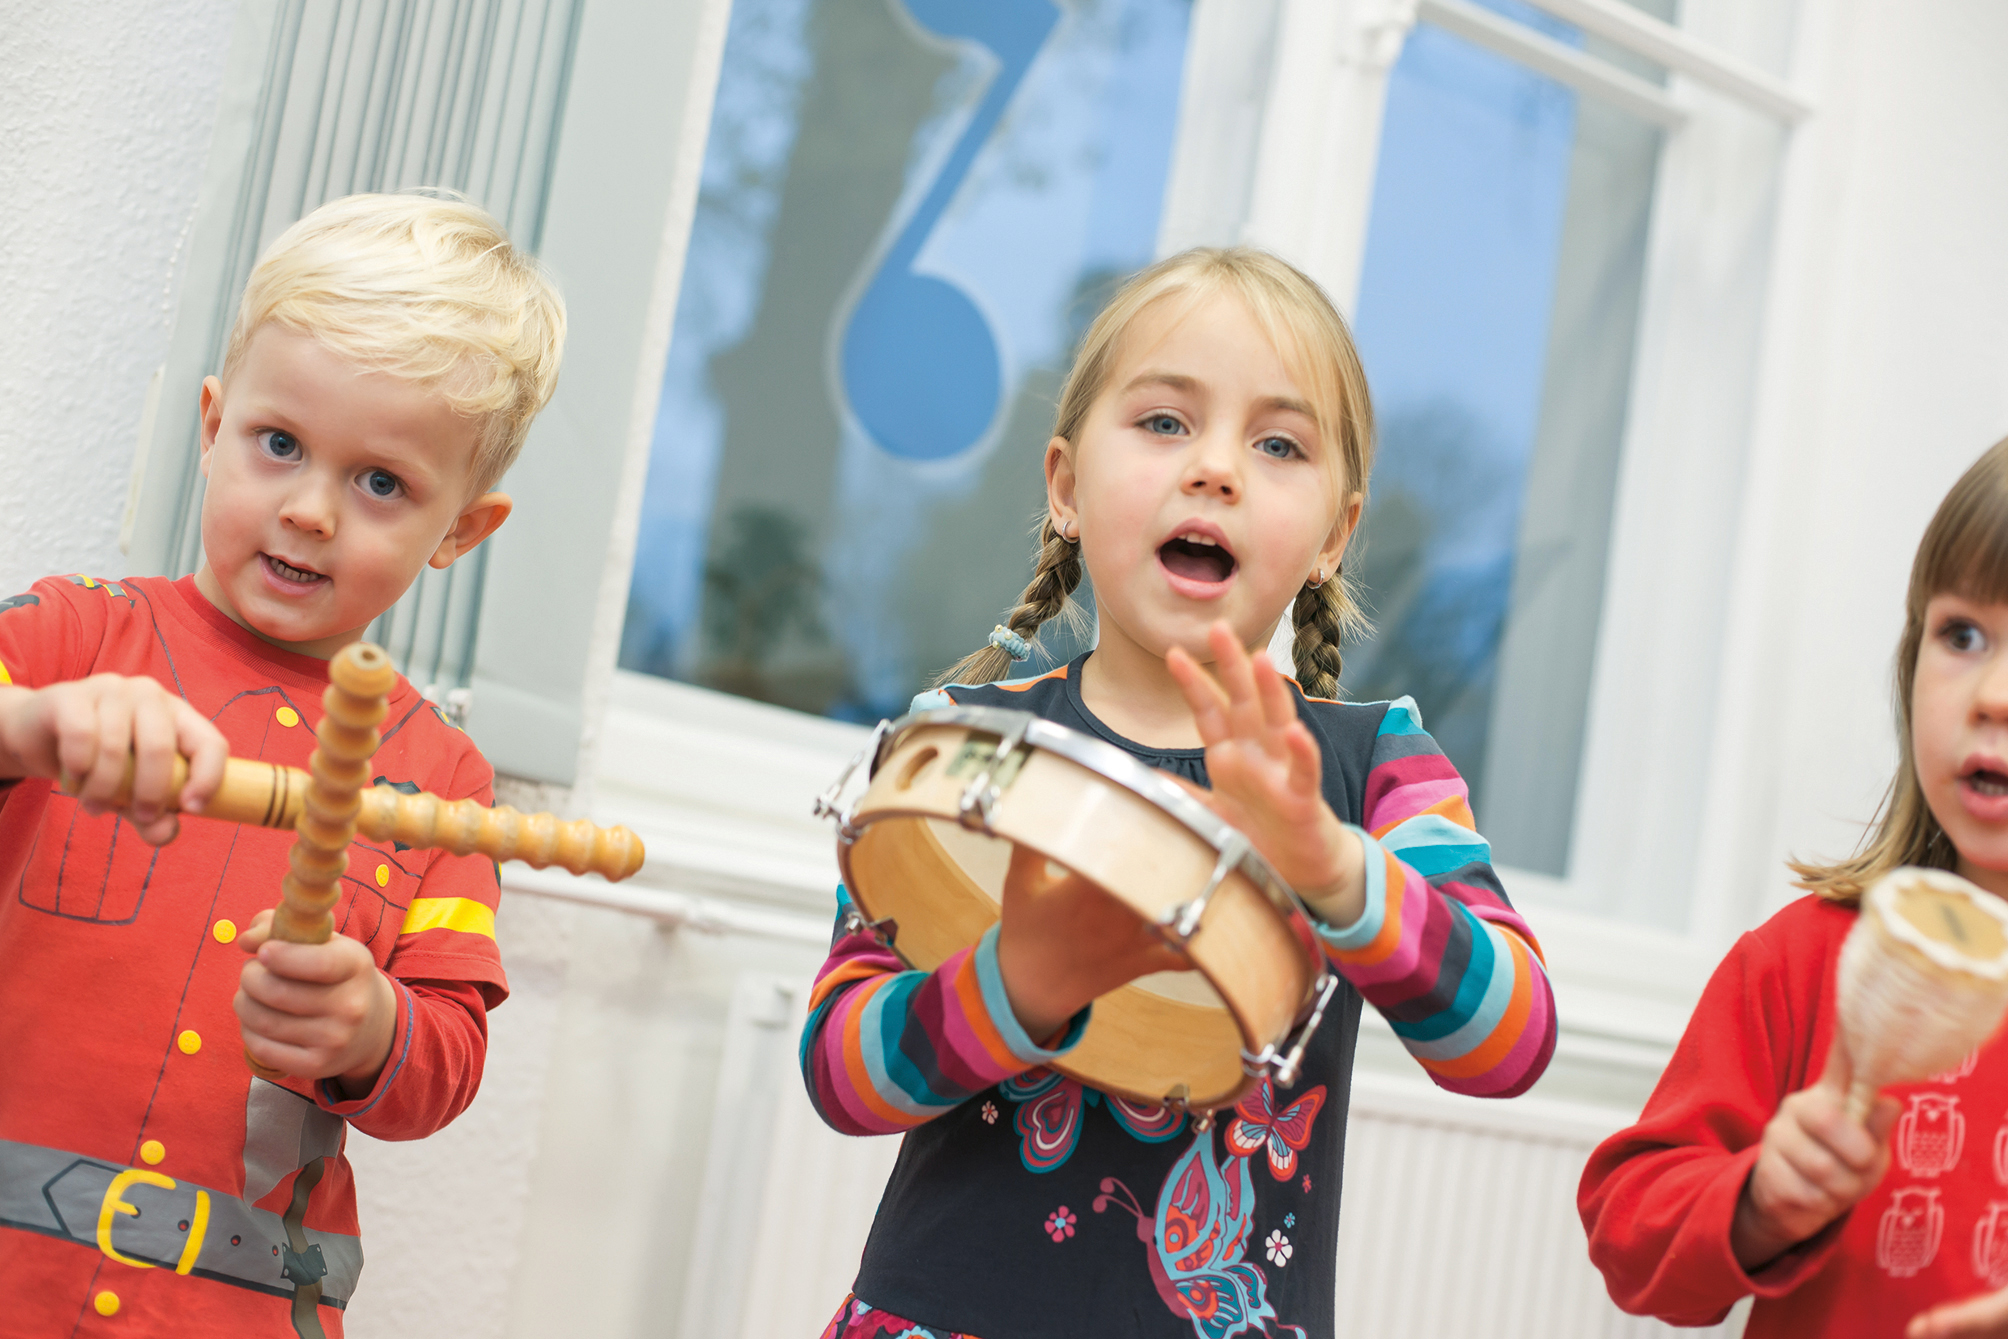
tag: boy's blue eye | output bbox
[1256,436,1298,460]
[1143,414,1183,436]
[363,469,401,499]
[260,431,301,461]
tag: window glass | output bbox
[1344,0,1669,876]
[621,0,1191,720]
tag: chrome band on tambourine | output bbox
[816,706,1338,1115]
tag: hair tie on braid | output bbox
[988,624,1032,662]
[934,514,1087,687]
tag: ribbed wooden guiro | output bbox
[274,641,397,945]
[59,640,648,1075]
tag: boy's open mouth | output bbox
[1157,531,1237,585]
[262,553,327,586]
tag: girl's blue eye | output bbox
[1143,414,1183,436]
[1256,435,1299,460]
[363,469,401,499]
[260,431,301,461]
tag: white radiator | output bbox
[680,973,1746,1339]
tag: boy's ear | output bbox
[428,493,514,570]
[197,377,225,475]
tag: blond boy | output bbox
[0,194,564,1337]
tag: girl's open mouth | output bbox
[1964,766,2008,798]
[1157,533,1237,586]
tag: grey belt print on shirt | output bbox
[0,1079,363,1312]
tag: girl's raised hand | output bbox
[1164,622,1366,924]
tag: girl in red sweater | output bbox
[1581,437,2008,1338]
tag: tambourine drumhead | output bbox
[837,707,1326,1112]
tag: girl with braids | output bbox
[803,248,1556,1339]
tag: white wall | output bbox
[0,0,236,595]
[1695,0,2008,945]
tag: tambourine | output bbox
[818,707,1336,1117]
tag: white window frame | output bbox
[506,0,1823,1108]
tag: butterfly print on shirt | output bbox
[1225,1082,1327,1182]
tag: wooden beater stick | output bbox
[88,754,645,881]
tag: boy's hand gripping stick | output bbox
[59,642,647,1077]
[68,649,647,880]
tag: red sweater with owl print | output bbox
[1580,895,2008,1335]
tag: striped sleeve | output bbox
[799,886,1089,1136]
[1315,696,1556,1097]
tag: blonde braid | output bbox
[937,517,1084,686]
[1290,565,1369,700]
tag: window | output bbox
[126,0,584,711]
[1344,0,1672,876]
[619,0,1808,936]
[621,0,1193,720]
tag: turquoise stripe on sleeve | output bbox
[1387,904,1498,1043]
[861,974,943,1118]
[1376,696,1427,735]
[1392,920,1517,1058]
[1315,826,1387,950]
[973,923,1090,1061]
[909,687,955,712]
[1378,813,1493,875]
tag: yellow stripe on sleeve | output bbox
[399,897,496,939]
[0,659,11,686]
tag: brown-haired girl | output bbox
[1583,438,2008,1338]
[800,248,1557,1339]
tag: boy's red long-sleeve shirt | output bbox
[0,574,508,1338]
[1580,894,2008,1336]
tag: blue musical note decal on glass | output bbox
[838,0,1061,462]
[623,0,1192,720]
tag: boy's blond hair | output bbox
[221,193,566,493]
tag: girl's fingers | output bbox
[1253,650,1294,719]
[1207,624,1267,741]
[1284,723,1324,795]
[1166,645,1232,744]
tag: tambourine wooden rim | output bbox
[832,706,1332,1113]
[867,706,1310,924]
